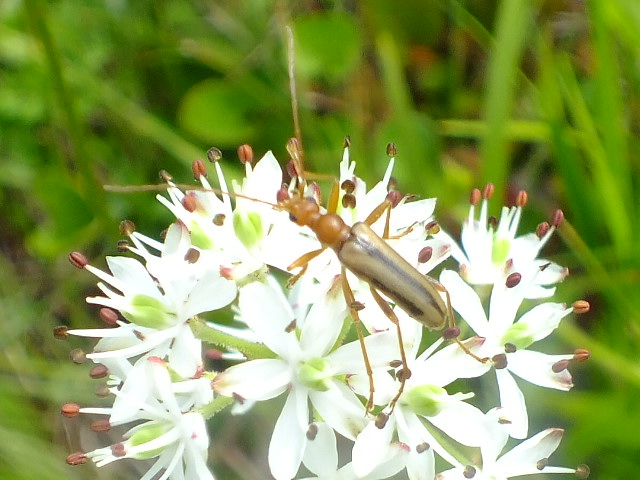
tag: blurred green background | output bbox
[1,0,639,478]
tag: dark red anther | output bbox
[91,419,112,433]
[573,349,590,363]
[90,364,109,379]
[112,443,126,457]
[192,159,207,180]
[68,252,88,269]
[119,219,136,236]
[443,326,460,340]
[341,193,356,209]
[492,353,508,369]
[505,272,522,288]
[386,142,397,157]
[536,221,550,238]
[418,246,433,264]
[552,209,564,228]
[284,319,297,333]
[184,248,200,264]
[341,179,356,194]
[482,183,494,200]
[463,465,477,478]
[66,452,88,466]
[386,190,402,208]
[504,343,517,353]
[286,160,298,179]
[470,188,481,206]
[182,192,198,212]
[61,403,81,418]
[206,147,222,163]
[277,185,291,203]
[425,220,440,235]
[99,307,119,326]
[515,190,528,208]
[375,412,389,429]
[69,349,87,364]
[552,359,570,373]
[237,143,254,164]
[306,423,319,440]
[572,300,590,314]
[53,325,69,340]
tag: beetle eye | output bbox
[289,213,297,222]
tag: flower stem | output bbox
[189,317,276,360]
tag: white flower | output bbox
[437,409,581,480]
[439,184,568,298]
[81,356,214,480]
[69,222,236,377]
[213,278,399,480]
[352,318,489,479]
[441,269,576,438]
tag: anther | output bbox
[61,403,80,418]
[69,349,87,364]
[95,384,110,397]
[116,240,129,252]
[182,192,198,212]
[389,359,403,368]
[192,159,207,179]
[90,364,109,379]
[232,392,246,404]
[286,160,298,179]
[91,420,111,433]
[306,423,319,440]
[482,183,494,200]
[425,221,440,235]
[119,219,136,236]
[277,185,291,203]
[575,464,590,478]
[497,415,512,424]
[159,170,173,183]
[470,188,481,206]
[418,246,433,264]
[386,142,397,157]
[99,307,119,326]
[184,248,200,264]
[515,190,528,208]
[536,458,549,470]
[375,412,389,429]
[286,137,302,163]
[112,443,126,457]
[351,301,365,311]
[552,209,564,228]
[133,330,146,341]
[206,147,222,163]
[573,349,590,363]
[504,343,517,353]
[68,252,88,269]
[237,143,254,164]
[416,442,430,453]
[492,353,508,369]
[342,193,357,209]
[443,326,460,340]
[213,213,225,226]
[536,222,550,238]
[552,359,570,373]
[386,190,402,208]
[488,216,498,228]
[53,325,69,340]
[341,179,355,193]
[343,135,351,148]
[572,300,590,314]
[463,465,477,478]
[505,272,521,288]
[66,452,88,466]
[284,319,297,333]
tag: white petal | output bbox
[430,401,488,447]
[497,428,566,477]
[515,303,571,343]
[268,388,309,480]
[302,422,338,476]
[299,287,347,357]
[328,331,399,374]
[167,326,202,378]
[183,269,237,317]
[309,382,368,440]
[352,416,395,478]
[495,369,528,439]
[440,270,489,336]
[213,359,290,401]
[508,350,574,390]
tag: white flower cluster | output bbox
[62,143,590,480]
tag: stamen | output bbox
[552,209,564,228]
[213,213,225,226]
[516,190,528,207]
[53,325,69,340]
[192,159,207,179]
[68,349,86,365]
[184,248,200,264]
[119,219,136,236]
[341,179,355,193]
[536,458,549,470]
[463,465,477,478]
[159,169,172,182]
[386,190,402,208]
[99,307,119,326]
[343,135,351,148]
[572,300,590,314]
[470,188,481,206]
[116,240,129,252]
[375,412,389,429]
[237,143,254,164]
[418,246,433,264]
[91,420,111,433]
[182,192,198,212]
[504,343,517,353]
[112,443,126,457]
[573,349,590,363]
[416,442,430,453]
[425,221,440,235]
[386,142,397,157]
[536,221,550,238]
[68,252,88,269]
[306,423,319,440]
[575,464,590,478]
[342,193,356,209]
[552,359,570,373]
[284,319,297,333]
[61,402,80,418]
[492,353,508,369]
[206,147,222,163]
[505,272,521,288]
[66,452,87,466]
[482,183,494,200]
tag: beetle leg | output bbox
[341,268,376,413]
[369,287,410,413]
[286,247,326,286]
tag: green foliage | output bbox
[2,0,640,478]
